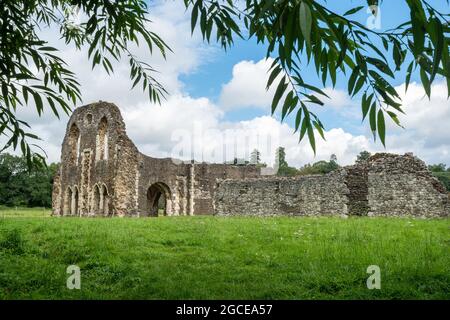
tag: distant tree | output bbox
[277,166,299,177]
[356,150,372,163]
[427,163,449,191]
[275,147,288,169]
[275,146,298,176]
[250,149,261,165]
[329,154,339,171]
[330,154,337,163]
[432,171,450,192]
[0,153,57,207]
[428,163,446,172]
[298,159,339,175]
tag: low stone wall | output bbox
[214,171,349,216]
[213,153,450,218]
[366,153,449,217]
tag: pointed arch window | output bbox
[96,117,108,161]
[68,123,80,165]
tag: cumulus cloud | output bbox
[2,1,449,169]
[1,0,215,162]
[121,97,371,168]
[218,58,277,110]
[379,80,450,164]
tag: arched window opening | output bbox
[102,184,110,216]
[68,124,80,165]
[72,187,79,216]
[96,117,108,161]
[76,135,81,165]
[92,184,101,214]
[63,187,73,215]
[146,182,171,216]
[85,113,93,125]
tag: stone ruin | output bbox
[215,153,450,217]
[52,102,450,218]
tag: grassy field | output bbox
[0,208,449,299]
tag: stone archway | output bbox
[92,184,101,214]
[146,182,172,216]
[101,184,110,216]
[91,183,110,216]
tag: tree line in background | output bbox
[0,149,449,209]
[428,163,450,192]
[244,147,450,192]
[0,153,58,208]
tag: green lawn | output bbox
[0,206,50,218]
[0,208,449,299]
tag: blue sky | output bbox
[179,0,448,133]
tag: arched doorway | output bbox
[147,182,171,216]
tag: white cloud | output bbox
[120,95,370,168]
[219,58,278,110]
[1,0,215,163]
[322,87,356,110]
[2,0,449,170]
[379,80,450,164]
[122,94,223,158]
[325,79,450,165]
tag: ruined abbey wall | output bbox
[52,102,261,217]
[214,172,349,216]
[214,153,450,217]
[366,153,450,217]
[53,102,449,218]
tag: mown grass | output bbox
[0,208,449,299]
[0,206,50,218]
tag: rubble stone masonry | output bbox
[53,102,449,218]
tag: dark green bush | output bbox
[433,172,450,192]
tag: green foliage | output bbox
[428,163,447,172]
[428,164,450,191]
[0,153,57,207]
[275,146,288,168]
[0,229,25,255]
[184,0,450,153]
[298,159,340,175]
[275,146,298,176]
[356,150,372,163]
[0,0,169,164]
[277,165,299,177]
[433,171,450,192]
[1,1,449,161]
[0,214,448,299]
[275,147,339,176]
